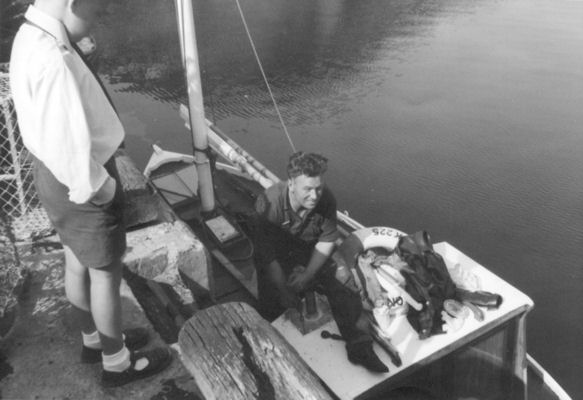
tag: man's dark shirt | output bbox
[254,181,340,266]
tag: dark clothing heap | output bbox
[397,231,503,339]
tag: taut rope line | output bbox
[234,0,297,153]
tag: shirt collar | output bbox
[283,185,296,225]
[25,5,72,50]
[285,184,303,214]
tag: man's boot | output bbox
[346,341,388,373]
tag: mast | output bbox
[174,0,215,214]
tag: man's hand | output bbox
[288,267,315,292]
[288,241,335,292]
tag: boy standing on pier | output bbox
[10,0,171,387]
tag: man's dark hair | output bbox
[287,151,328,179]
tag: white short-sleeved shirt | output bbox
[10,5,124,204]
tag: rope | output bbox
[234,0,296,153]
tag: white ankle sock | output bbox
[82,331,127,350]
[82,330,101,349]
[102,346,131,372]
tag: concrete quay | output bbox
[0,149,211,399]
[0,245,202,400]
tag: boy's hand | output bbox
[90,176,116,206]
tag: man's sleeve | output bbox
[253,193,277,265]
[318,189,340,243]
[32,53,110,204]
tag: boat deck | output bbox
[170,167,262,308]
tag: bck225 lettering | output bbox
[371,227,399,237]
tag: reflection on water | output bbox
[92,1,184,104]
[95,0,472,120]
[92,0,582,397]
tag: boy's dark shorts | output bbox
[33,156,127,269]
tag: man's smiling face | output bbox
[289,174,324,210]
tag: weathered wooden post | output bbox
[114,148,173,228]
[178,302,333,400]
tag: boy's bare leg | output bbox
[64,245,97,334]
[65,246,124,354]
[88,258,124,355]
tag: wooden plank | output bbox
[146,279,188,327]
[115,148,150,192]
[178,302,333,400]
[210,248,258,299]
[114,149,167,228]
[513,314,528,384]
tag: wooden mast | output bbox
[174,0,215,214]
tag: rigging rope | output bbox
[234,0,297,153]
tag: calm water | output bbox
[91,0,582,396]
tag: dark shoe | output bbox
[455,288,503,309]
[81,327,150,364]
[347,343,389,373]
[101,347,172,388]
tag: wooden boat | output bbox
[143,1,571,398]
[144,136,570,400]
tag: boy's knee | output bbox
[64,246,86,273]
[88,259,123,282]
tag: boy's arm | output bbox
[33,54,113,204]
[89,175,116,206]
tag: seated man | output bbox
[253,151,388,373]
